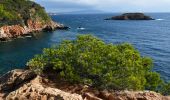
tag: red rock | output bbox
[0,19,68,41]
[98,91,110,99]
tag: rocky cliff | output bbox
[0,69,170,100]
[0,20,68,41]
[0,0,68,41]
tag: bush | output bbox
[0,4,18,20]
[145,72,162,91]
[160,82,170,95]
[27,35,162,91]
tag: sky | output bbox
[35,0,170,13]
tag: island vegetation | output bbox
[27,34,170,95]
[0,0,50,26]
[105,13,154,20]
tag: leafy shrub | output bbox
[27,35,162,91]
[0,4,18,20]
[160,82,170,95]
[145,72,163,91]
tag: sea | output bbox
[0,13,170,81]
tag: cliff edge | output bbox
[0,69,170,100]
[0,0,68,41]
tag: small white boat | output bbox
[77,27,85,30]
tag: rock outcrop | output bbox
[5,76,83,100]
[105,13,154,20]
[1,69,170,100]
[0,69,36,92]
[97,91,170,100]
[0,20,69,41]
[0,69,83,100]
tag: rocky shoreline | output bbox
[0,20,69,41]
[1,69,170,100]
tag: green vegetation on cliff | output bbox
[27,35,169,94]
[0,0,50,26]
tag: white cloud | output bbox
[35,0,170,12]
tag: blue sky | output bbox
[35,0,170,13]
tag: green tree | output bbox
[27,34,162,91]
[0,4,17,20]
[145,72,162,91]
[0,0,50,26]
[159,82,170,95]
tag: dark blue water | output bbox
[0,13,170,81]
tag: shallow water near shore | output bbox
[0,13,170,81]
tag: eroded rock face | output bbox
[6,76,83,100]
[0,25,26,40]
[0,69,83,100]
[0,19,69,41]
[43,21,69,32]
[97,91,170,100]
[1,69,170,100]
[0,69,36,92]
[105,13,154,20]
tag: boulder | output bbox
[0,69,36,92]
[105,13,154,20]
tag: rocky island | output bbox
[0,0,68,41]
[105,13,154,20]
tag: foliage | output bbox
[145,72,162,91]
[0,4,18,20]
[0,0,50,26]
[27,35,163,91]
[160,82,170,95]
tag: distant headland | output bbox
[105,13,154,20]
[0,0,68,41]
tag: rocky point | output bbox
[0,20,68,41]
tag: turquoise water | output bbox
[0,13,170,81]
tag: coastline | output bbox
[0,20,69,42]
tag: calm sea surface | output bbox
[0,13,170,81]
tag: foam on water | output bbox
[77,27,85,30]
[156,19,164,20]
